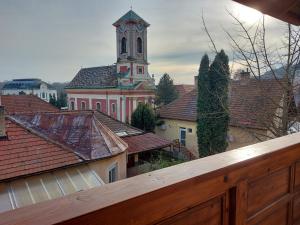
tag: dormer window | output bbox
[137,37,142,53]
[121,37,127,54]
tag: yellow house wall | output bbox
[155,119,268,157]
[89,151,127,184]
[155,119,198,157]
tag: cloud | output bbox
[0,0,285,84]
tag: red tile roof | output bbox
[159,79,283,129]
[229,79,283,129]
[122,133,172,154]
[174,84,195,97]
[158,89,197,122]
[0,118,82,181]
[1,95,59,114]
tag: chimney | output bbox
[194,76,198,88]
[0,106,6,139]
[240,68,250,85]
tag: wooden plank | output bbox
[295,162,300,190]
[156,196,223,225]
[247,168,290,216]
[1,133,300,225]
[294,193,300,224]
[235,180,248,225]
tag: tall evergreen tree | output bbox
[209,50,230,153]
[155,73,178,105]
[197,54,211,157]
[131,103,155,132]
[197,50,230,157]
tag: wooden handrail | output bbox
[1,133,300,225]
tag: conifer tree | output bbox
[197,54,211,157]
[209,50,230,153]
[131,103,155,132]
[155,73,178,105]
[197,50,229,157]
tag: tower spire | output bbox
[130,0,133,10]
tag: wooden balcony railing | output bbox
[1,133,300,225]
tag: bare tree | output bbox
[203,13,300,140]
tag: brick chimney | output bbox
[0,106,6,139]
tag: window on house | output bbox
[137,66,143,74]
[179,127,186,146]
[96,102,101,111]
[137,37,142,53]
[112,103,116,113]
[81,101,86,110]
[70,101,75,110]
[108,164,118,183]
[121,37,127,54]
[42,92,45,98]
[188,128,193,133]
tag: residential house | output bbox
[65,10,155,123]
[0,107,129,212]
[2,79,57,102]
[156,74,283,157]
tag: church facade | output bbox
[65,10,155,123]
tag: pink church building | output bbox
[66,10,155,123]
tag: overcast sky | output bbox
[0,0,285,84]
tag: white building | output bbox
[1,78,57,102]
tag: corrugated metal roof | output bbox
[0,164,104,213]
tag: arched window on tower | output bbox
[137,37,143,53]
[121,37,127,54]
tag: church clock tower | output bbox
[113,10,153,86]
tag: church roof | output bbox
[113,10,150,27]
[65,65,118,89]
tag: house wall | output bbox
[155,119,268,158]
[155,119,198,157]
[227,126,267,150]
[89,151,127,184]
